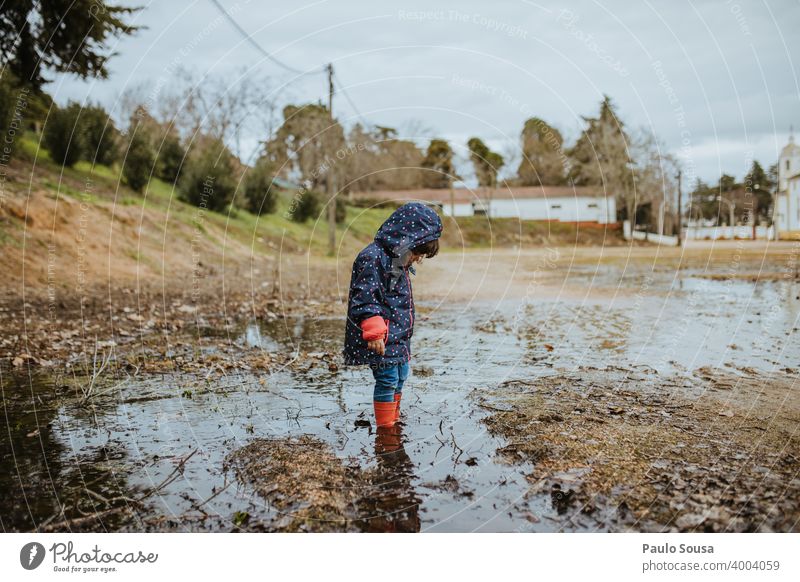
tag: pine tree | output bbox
[244,159,278,215]
[569,95,634,220]
[744,160,774,223]
[467,137,504,187]
[517,118,565,186]
[421,139,456,189]
[42,102,85,167]
[122,130,155,192]
[1,1,140,91]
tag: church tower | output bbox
[776,128,800,236]
[778,128,800,192]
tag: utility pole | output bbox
[449,180,455,218]
[676,169,682,247]
[327,62,336,256]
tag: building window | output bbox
[787,159,791,171]
[587,203,598,208]
[551,204,562,209]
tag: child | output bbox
[344,202,442,428]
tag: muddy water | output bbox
[0,313,540,532]
[2,257,799,532]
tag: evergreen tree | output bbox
[517,117,565,186]
[290,190,320,223]
[80,104,120,166]
[568,95,634,220]
[744,160,774,223]
[421,139,456,189]
[244,159,278,215]
[122,130,155,192]
[1,0,140,91]
[467,137,504,188]
[179,138,237,212]
[42,102,85,167]
[156,132,186,184]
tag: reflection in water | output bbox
[0,372,136,531]
[0,371,64,531]
[4,269,798,532]
[358,424,420,533]
[241,316,346,353]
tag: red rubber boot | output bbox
[373,401,396,428]
[394,393,402,424]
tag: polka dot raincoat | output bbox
[343,202,443,367]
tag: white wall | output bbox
[776,193,789,231]
[441,202,474,217]
[490,196,616,223]
[685,225,775,240]
[775,179,800,232]
[778,146,800,192]
[440,196,616,223]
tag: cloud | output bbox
[50,0,799,181]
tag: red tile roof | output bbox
[351,185,609,203]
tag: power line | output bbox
[208,0,371,127]
[332,71,367,125]
[208,0,323,76]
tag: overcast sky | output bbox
[52,0,800,186]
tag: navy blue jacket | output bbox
[343,203,443,367]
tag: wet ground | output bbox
[1,243,799,532]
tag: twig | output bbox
[191,482,234,516]
[35,449,199,532]
[79,340,114,405]
[477,402,513,413]
[37,505,133,532]
[451,431,464,464]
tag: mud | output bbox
[479,369,799,532]
[224,436,368,532]
[1,242,799,532]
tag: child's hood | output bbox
[374,202,443,257]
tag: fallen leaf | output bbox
[675,513,706,529]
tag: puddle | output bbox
[1,265,798,532]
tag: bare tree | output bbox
[142,67,277,160]
[630,130,681,234]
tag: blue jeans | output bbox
[372,362,410,402]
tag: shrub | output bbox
[156,132,185,184]
[290,190,320,223]
[42,102,85,167]
[179,138,236,212]
[0,75,31,160]
[244,160,278,215]
[0,72,51,133]
[122,130,155,192]
[80,104,119,166]
[0,75,14,132]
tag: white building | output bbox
[775,133,800,236]
[358,186,617,224]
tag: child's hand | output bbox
[367,339,385,355]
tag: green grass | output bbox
[17,132,48,161]
[41,177,99,204]
[18,132,598,260]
